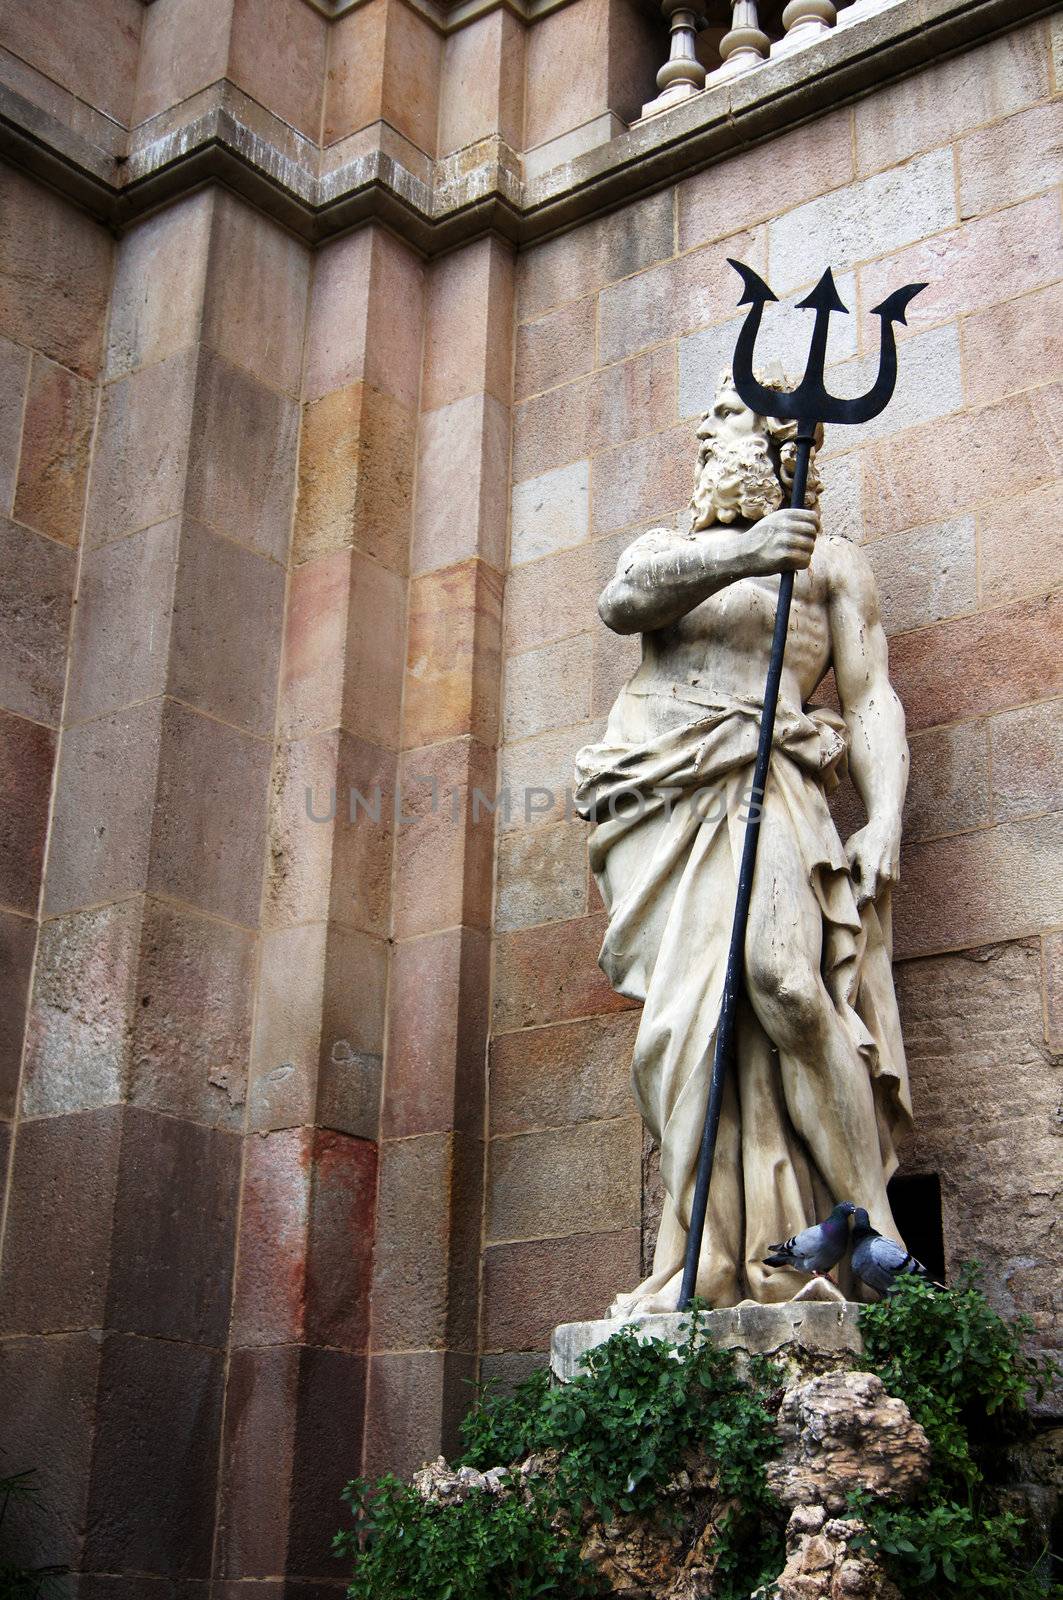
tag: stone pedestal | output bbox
[551,1300,864,1382]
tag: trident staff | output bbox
[677,261,926,1312]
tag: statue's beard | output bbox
[690,434,784,529]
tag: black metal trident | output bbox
[677,261,926,1312]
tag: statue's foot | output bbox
[608,1270,684,1320]
[791,1275,847,1304]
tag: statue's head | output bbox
[690,368,823,531]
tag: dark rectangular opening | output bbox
[887,1172,946,1282]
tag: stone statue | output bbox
[574,369,912,1315]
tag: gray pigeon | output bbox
[763,1201,855,1278]
[850,1207,940,1295]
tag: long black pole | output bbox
[677,425,817,1311]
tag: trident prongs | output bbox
[724,260,927,430]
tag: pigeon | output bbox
[763,1201,856,1279]
[850,1207,941,1295]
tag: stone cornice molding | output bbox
[0,0,1052,254]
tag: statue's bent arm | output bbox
[598,510,820,634]
[826,536,909,900]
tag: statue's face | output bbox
[690,386,784,530]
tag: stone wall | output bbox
[0,0,1059,1589]
[488,15,1063,1380]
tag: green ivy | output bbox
[336,1311,785,1600]
[854,1267,1061,1598]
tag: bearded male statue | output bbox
[574,370,912,1314]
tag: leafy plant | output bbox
[854,1269,1061,1598]
[337,1312,786,1600]
[0,1471,66,1600]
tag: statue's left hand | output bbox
[845,818,900,906]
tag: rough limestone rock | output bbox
[767,1370,930,1514]
[769,1506,902,1599]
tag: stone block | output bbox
[510,458,590,565]
[0,908,34,1116]
[679,107,853,250]
[214,1344,298,1580]
[304,226,424,410]
[423,236,514,411]
[551,1302,864,1381]
[370,1131,482,1352]
[487,1116,642,1243]
[185,347,299,563]
[132,0,233,125]
[482,1228,641,1350]
[127,896,255,1126]
[0,1331,101,1570]
[13,355,95,545]
[516,188,674,321]
[591,621,640,717]
[232,1126,376,1350]
[477,1350,550,1396]
[168,518,285,735]
[862,514,976,634]
[888,591,1063,734]
[958,97,1063,219]
[679,279,857,419]
[980,481,1063,606]
[288,1346,371,1575]
[264,729,396,936]
[1,0,141,123]
[515,295,596,401]
[503,528,630,655]
[363,1349,476,1481]
[593,422,693,535]
[403,559,503,750]
[860,382,1063,539]
[497,719,596,833]
[895,814,1063,959]
[107,1105,241,1343]
[0,515,75,723]
[105,192,213,380]
[495,821,588,932]
[22,899,142,1116]
[904,722,990,843]
[0,335,28,514]
[0,164,112,378]
[523,0,609,148]
[86,351,197,547]
[503,633,592,744]
[228,0,329,140]
[859,193,1062,343]
[0,1106,123,1334]
[823,322,963,448]
[391,736,496,938]
[853,22,1048,176]
[492,912,635,1033]
[201,190,311,399]
[513,344,676,484]
[438,8,523,155]
[1043,931,1063,1054]
[66,519,179,724]
[769,148,955,294]
[989,699,1063,824]
[249,921,386,1134]
[295,381,416,573]
[382,925,489,1139]
[149,699,271,925]
[489,1009,639,1135]
[962,281,1063,409]
[411,392,508,573]
[85,1334,224,1577]
[597,229,764,367]
[0,707,57,915]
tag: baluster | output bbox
[771,0,836,54]
[709,0,770,81]
[639,0,708,119]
